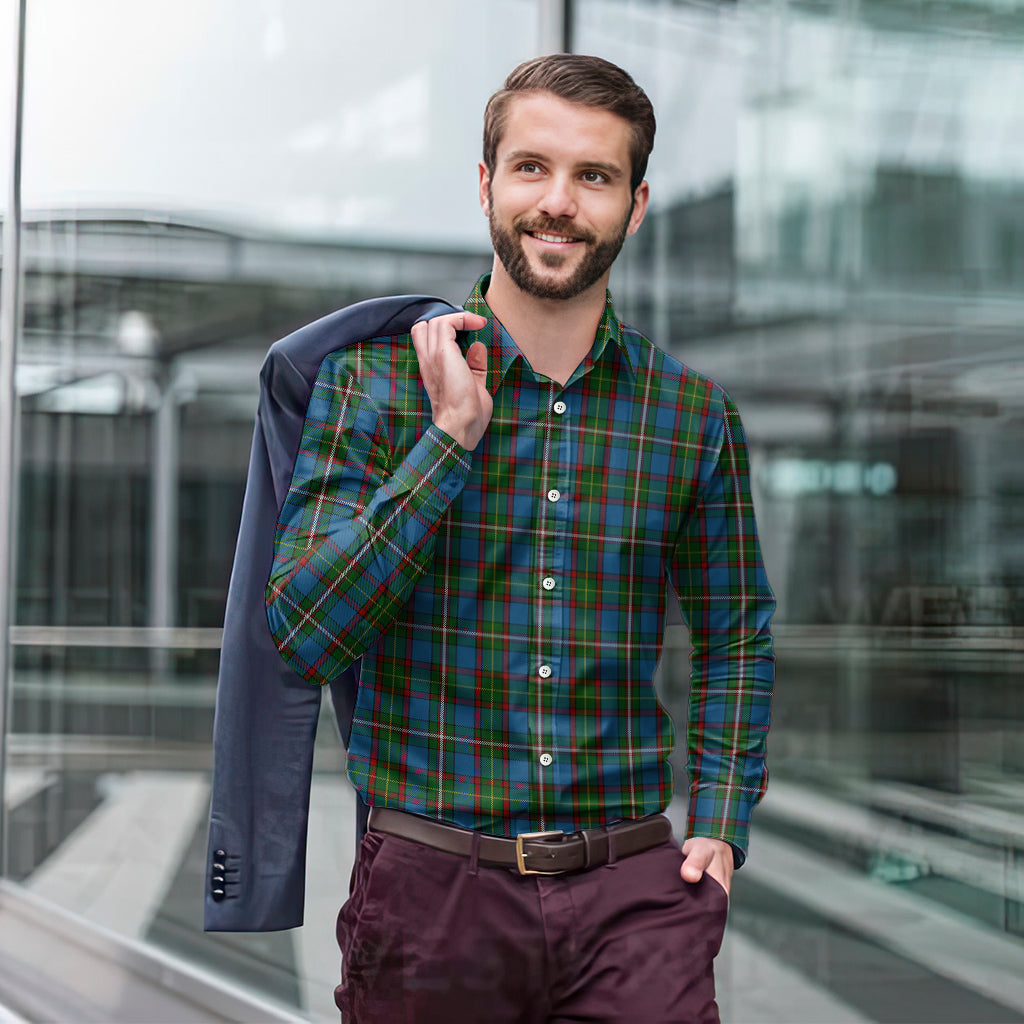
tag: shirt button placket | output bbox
[537,389,567,816]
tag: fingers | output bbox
[411,311,493,452]
[459,312,489,331]
[679,837,733,893]
[411,313,488,382]
[466,340,488,375]
[679,844,712,884]
[411,311,487,346]
[412,313,487,382]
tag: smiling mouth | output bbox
[528,231,580,244]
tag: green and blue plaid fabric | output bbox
[267,276,775,856]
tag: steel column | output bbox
[0,0,28,878]
[537,0,572,53]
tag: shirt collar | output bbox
[461,275,522,391]
[460,274,636,390]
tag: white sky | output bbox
[4,0,749,245]
[13,0,541,245]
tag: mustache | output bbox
[513,216,595,245]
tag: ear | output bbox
[478,161,492,216]
[625,180,650,237]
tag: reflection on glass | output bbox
[0,0,13,215]
[579,0,1024,1021]
[8,1,537,1019]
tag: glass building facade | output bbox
[1,1,1023,1020]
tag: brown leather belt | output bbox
[368,806,673,876]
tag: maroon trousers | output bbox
[336,829,728,1023]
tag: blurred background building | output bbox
[1,0,1023,1021]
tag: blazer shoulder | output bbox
[267,295,459,373]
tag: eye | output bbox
[581,170,608,184]
[517,162,542,175]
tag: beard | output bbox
[487,189,631,301]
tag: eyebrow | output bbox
[502,150,626,181]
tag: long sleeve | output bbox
[670,388,775,865]
[266,358,472,685]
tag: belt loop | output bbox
[468,830,481,877]
[606,827,618,869]
[581,829,593,869]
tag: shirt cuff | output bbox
[389,423,473,514]
[686,786,757,868]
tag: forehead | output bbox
[497,91,632,170]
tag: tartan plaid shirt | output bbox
[266,275,775,860]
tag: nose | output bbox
[536,174,577,220]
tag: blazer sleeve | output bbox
[204,296,457,932]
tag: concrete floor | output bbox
[5,770,1024,1023]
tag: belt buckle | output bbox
[515,830,565,875]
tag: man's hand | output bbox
[680,836,734,896]
[411,311,491,451]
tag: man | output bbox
[266,54,774,1023]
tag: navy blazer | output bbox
[204,295,458,932]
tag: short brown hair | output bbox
[483,54,656,193]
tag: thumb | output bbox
[466,340,488,376]
[680,843,710,883]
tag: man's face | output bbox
[480,92,649,302]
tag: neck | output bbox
[484,259,608,386]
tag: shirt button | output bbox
[542,576,556,591]
[553,401,567,415]
[539,753,553,767]
[547,489,560,503]
[538,665,552,679]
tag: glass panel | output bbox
[12,1,538,1018]
[576,1,1024,1020]
[0,2,12,216]
[0,0,19,895]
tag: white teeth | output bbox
[533,232,575,244]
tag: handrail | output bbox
[0,880,308,1023]
[9,625,224,649]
